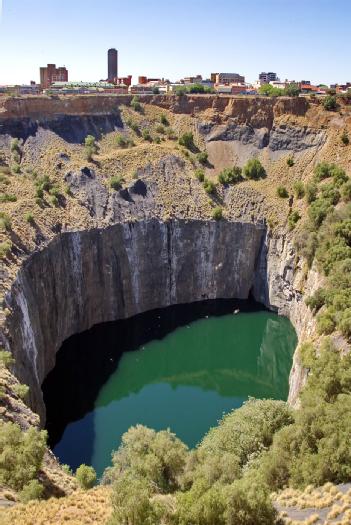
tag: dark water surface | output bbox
[43,300,297,478]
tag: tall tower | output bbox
[108,48,118,82]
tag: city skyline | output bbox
[0,0,350,86]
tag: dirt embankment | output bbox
[0,94,310,126]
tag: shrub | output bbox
[200,399,293,468]
[12,163,20,174]
[10,138,20,153]
[194,168,205,182]
[305,182,317,203]
[13,383,29,401]
[160,114,169,126]
[142,129,152,141]
[284,83,300,97]
[305,288,328,313]
[287,156,295,167]
[341,130,349,145]
[293,181,305,199]
[212,207,223,220]
[320,182,340,205]
[25,212,34,224]
[331,166,348,187]
[35,175,53,193]
[179,132,195,150]
[76,464,96,489]
[84,135,98,160]
[0,350,15,368]
[115,133,128,148]
[110,477,157,525]
[308,198,333,228]
[0,193,17,203]
[197,151,208,165]
[323,95,337,111]
[242,158,266,180]
[50,195,59,207]
[0,212,11,231]
[341,180,351,201]
[339,308,351,339]
[62,464,73,475]
[314,162,333,181]
[0,241,12,259]
[110,175,124,190]
[104,425,188,494]
[131,96,142,112]
[316,310,336,335]
[155,125,165,134]
[218,167,242,185]
[128,121,140,134]
[288,210,301,230]
[277,185,289,198]
[225,479,277,525]
[203,179,215,194]
[0,421,47,490]
[19,480,44,503]
[299,341,317,369]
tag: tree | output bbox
[323,95,337,111]
[76,464,96,490]
[284,83,300,97]
[242,159,266,180]
[0,422,47,490]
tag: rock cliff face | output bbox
[4,219,266,419]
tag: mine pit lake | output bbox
[43,300,297,478]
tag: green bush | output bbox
[84,136,98,160]
[331,166,348,187]
[13,383,29,401]
[316,310,336,334]
[242,158,266,180]
[10,138,20,153]
[212,207,223,220]
[308,197,333,228]
[287,156,295,167]
[104,425,188,494]
[218,167,242,185]
[110,176,124,190]
[19,480,44,503]
[0,241,12,259]
[25,212,35,224]
[0,421,47,490]
[110,476,157,525]
[160,114,169,126]
[50,195,59,207]
[115,133,129,148]
[305,182,317,203]
[293,181,305,199]
[12,163,21,174]
[341,180,351,201]
[156,125,165,134]
[277,185,289,198]
[0,350,15,368]
[0,193,17,203]
[76,464,96,490]
[194,168,205,182]
[197,151,208,165]
[314,162,333,181]
[339,308,351,339]
[142,129,152,142]
[0,212,11,231]
[203,179,215,194]
[288,210,301,230]
[341,130,349,145]
[305,288,328,313]
[178,132,195,150]
[131,96,142,112]
[323,95,337,111]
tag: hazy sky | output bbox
[0,0,350,85]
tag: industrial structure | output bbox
[108,48,118,82]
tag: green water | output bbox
[53,310,297,477]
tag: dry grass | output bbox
[0,486,112,525]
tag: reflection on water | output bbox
[51,308,297,477]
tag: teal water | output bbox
[53,310,297,478]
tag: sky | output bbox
[0,0,350,86]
